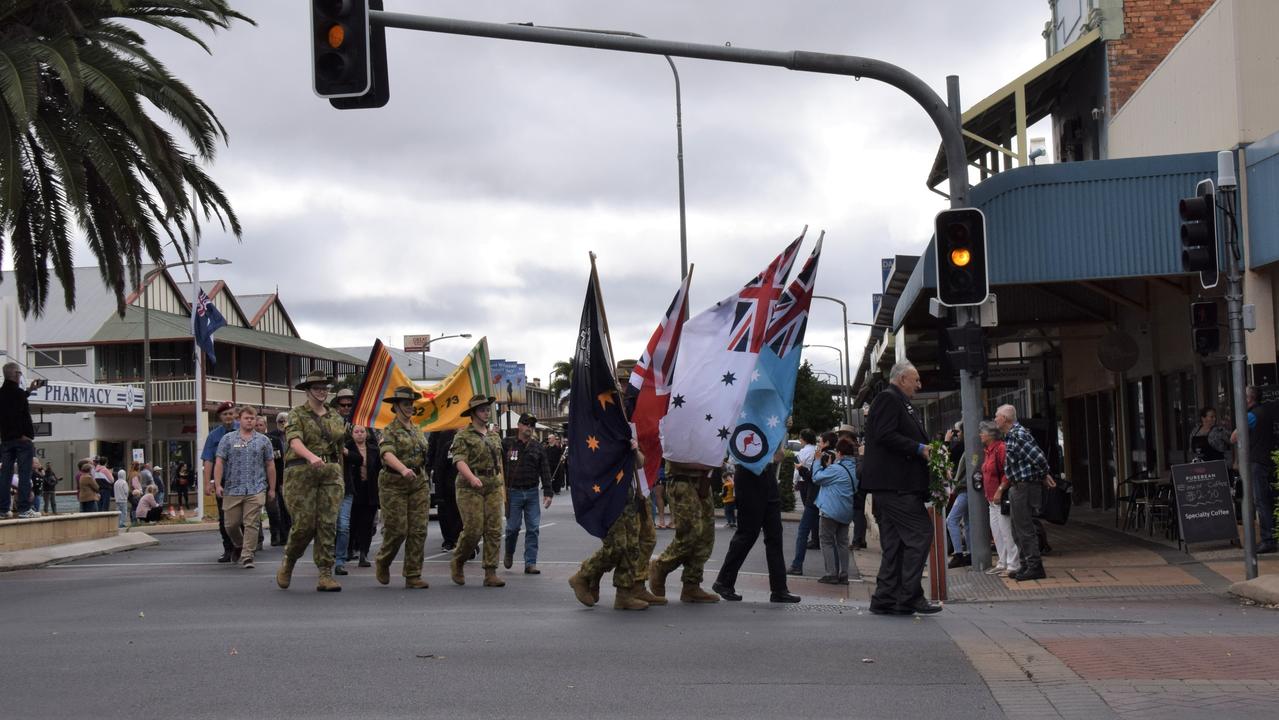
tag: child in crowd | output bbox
[721,472,737,528]
[113,472,130,528]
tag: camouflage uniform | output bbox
[579,486,643,588]
[282,403,346,569]
[450,426,505,569]
[653,462,716,584]
[634,489,657,582]
[376,420,431,579]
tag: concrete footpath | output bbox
[0,531,157,571]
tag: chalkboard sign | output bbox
[1170,460,1236,545]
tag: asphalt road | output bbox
[3,500,1002,719]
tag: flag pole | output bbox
[192,239,206,524]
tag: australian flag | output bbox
[192,289,227,365]
[567,263,635,538]
[730,233,823,475]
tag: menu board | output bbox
[1169,460,1236,544]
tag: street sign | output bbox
[32,421,52,437]
[132,448,145,464]
[30,381,144,412]
[1170,460,1236,545]
[404,334,431,353]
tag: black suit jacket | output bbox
[859,385,930,494]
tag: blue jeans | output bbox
[0,438,35,513]
[1250,463,1276,547]
[946,490,970,554]
[335,494,354,568]
[32,494,42,513]
[80,501,98,513]
[504,487,542,565]
[790,503,820,570]
[117,499,130,528]
[725,502,736,525]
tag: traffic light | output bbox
[1179,180,1218,289]
[312,0,389,108]
[935,208,989,307]
[1190,300,1220,356]
[944,324,986,376]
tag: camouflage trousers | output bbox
[454,479,503,570]
[580,492,658,588]
[376,473,430,578]
[655,478,715,584]
[282,463,343,569]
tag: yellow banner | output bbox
[351,337,493,432]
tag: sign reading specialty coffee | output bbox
[1169,460,1236,544]
[30,381,144,412]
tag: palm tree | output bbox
[0,0,252,317]
[548,358,573,406]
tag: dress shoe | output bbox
[836,575,850,585]
[334,565,348,576]
[503,553,514,570]
[786,567,802,576]
[852,540,868,550]
[358,552,371,568]
[1014,566,1046,581]
[711,582,742,601]
[868,604,898,615]
[441,542,455,552]
[769,591,801,603]
[902,601,943,615]
[805,541,821,550]
[817,575,838,584]
[524,564,540,574]
[217,551,232,563]
[946,553,971,569]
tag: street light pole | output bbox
[418,332,473,381]
[814,295,851,425]
[513,23,688,283]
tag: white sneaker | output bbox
[17,509,42,519]
[985,564,1005,575]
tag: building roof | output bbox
[895,150,1220,329]
[93,307,364,365]
[335,346,458,382]
[1,267,130,345]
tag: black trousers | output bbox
[869,491,932,610]
[350,504,377,554]
[436,479,463,546]
[716,466,789,593]
[851,489,868,544]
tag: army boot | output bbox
[613,586,650,611]
[589,577,601,604]
[275,557,296,590]
[648,558,671,598]
[316,569,342,592]
[632,580,667,606]
[680,582,720,603]
[568,571,597,607]
[405,577,430,590]
[450,556,466,585]
[375,558,390,585]
[483,569,506,587]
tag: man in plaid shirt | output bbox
[995,404,1052,581]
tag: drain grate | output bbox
[784,603,862,614]
[1033,618,1154,625]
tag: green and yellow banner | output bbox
[351,337,493,432]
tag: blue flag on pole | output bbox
[729,234,823,474]
[567,259,635,538]
[193,289,227,365]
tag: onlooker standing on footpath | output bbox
[0,362,46,518]
[862,361,941,615]
[40,463,59,515]
[944,423,972,569]
[173,462,194,511]
[1234,387,1279,554]
[979,421,1016,576]
[994,404,1051,581]
[77,460,99,513]
[113,470,130,527]
[502,413,553,575]
[837,424,869,551]
[789,430,829,576]
[139,463,157,505]
[202,402,238,562]
[93,458,112,511]
[813,436,857,584]
[212,406,276,568]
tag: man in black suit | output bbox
[861,360,941,615]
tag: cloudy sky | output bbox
[102,1,1052,384]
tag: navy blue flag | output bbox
[193,289,227,365]
[567,262,635,538]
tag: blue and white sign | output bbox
[32,381,144,412]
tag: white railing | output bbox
[150,379,195,404]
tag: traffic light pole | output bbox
[1219,175,1258,580]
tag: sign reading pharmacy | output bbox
[31,381,144,412]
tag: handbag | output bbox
[1034,477,1072,525]
[999,490,1011,516]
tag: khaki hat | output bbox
[381,386,419,404]
[460,395,496,417]
[294,370,334,390]
[837,424,857,436]
[334,388,356,400]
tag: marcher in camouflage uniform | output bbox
[568,361,665,610]
[449,395,505,587]
[375,386,431,589]
[276,370,347,592]
[649,460,720,603]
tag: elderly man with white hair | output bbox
[860,360,941,616]
[993,404,1051,581]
